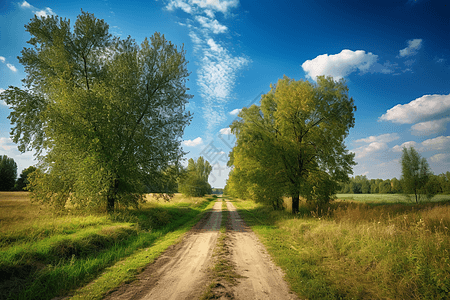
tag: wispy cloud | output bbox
[352,133,400,159]
[398,39,422,57]
[0,56,18,73]
[165,0,249,136]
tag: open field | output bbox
[232,196,450,299]
[336,193,450,204]
[0,192,215,300]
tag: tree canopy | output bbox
[1,11,192,212]
[226,76,356,213]
[401,146,435,203]
[179,156,212,197]
[0,155,17,191]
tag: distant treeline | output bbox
[338,173,450,194]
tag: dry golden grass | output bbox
[0,192,53,233]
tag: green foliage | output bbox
[401,146,435,203]
[179,157,212,197]
[226,76,356,213]
[0,155,17,191]
[14,166,37,191]
[1,11,191,213]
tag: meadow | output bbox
[0,192,215,300]
[232,195,450,299]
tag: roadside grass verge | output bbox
[0,192,214,300]
[232,197,450,299]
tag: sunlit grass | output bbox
[232,197,450,299]
[0,192,215,300]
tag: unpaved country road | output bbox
[104,200,298,300]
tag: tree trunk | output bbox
[292,194,300,214]
[107,195,115,214]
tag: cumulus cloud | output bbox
[19,1,54,18]
[352,142,388,159]
[411,117,450,136]
[352,133,400,159]
[355,133,400,144]
[379,94,450,124]
[229,108,241,115]
[422,136,450,151]
[302,49,378,81]
[182,137,203,147]
[20,1,31,8]
[430,153,450,164]
[34,7,55,18]
[392,141,418,152]
[0,56,5,63]
[398,39,422,57]
[219,127,231,135]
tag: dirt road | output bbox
[104,200,298,300]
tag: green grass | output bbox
[0,192,215,300]
[232,197,450,300]
[336,193,450,204]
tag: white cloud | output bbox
[379,94,450,124]
[411,117,450,136]
[34,7,54,18]
[20,1,31,8]
[6,63,17,72]
[422,136,450,151]
[430,153,450,164]
[165,0,238,15]
[302,49,378,81]
[196,16,227,34]
[399,39,422,57]
[392,141,418,152]
[166,0,248,135]
[219,127,231,135]
[0,137,15,151]
[355,133,400,144]
[229,108,241,115]
[352,142,388,159]
[0,56,5,63]
[182,137,203,147]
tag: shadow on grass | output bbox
[0,200,211,300]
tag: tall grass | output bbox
[233,197,450,299]
[0,192,213,300]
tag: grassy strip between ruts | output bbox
[200,199,242,300]
[0,193,215,300]
[232,197,450,300]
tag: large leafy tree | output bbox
[14,166,37,191]
[179,157,212,197]
[400,146,435,203]
[0,155,17,191]
[227,76,356,213]
[1,11,192,212]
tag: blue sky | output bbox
[0,0,449,188]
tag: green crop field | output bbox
[0,192,215,300]
[231,196,450,300]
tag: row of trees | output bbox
[0,155,37,191]
[339,173,450,195]
[1,12,192,212]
